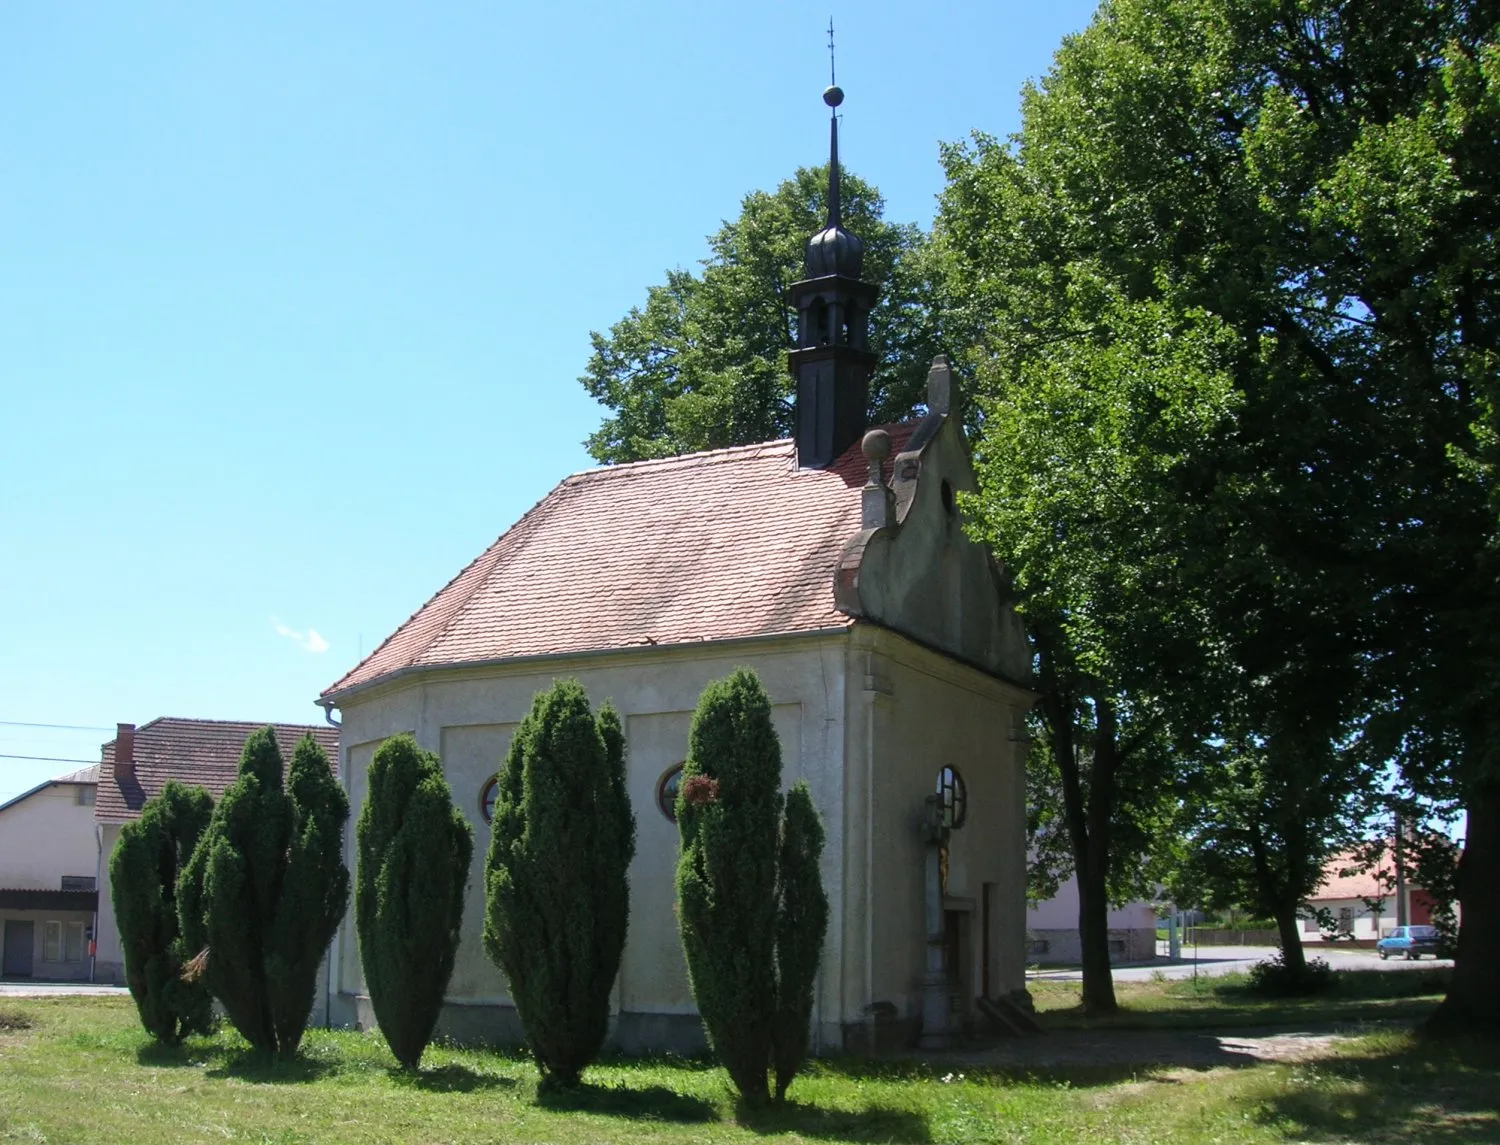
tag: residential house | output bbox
[1303,847,1445,942]
[93,719,339,991]
[0,764,100,980]
[1026,875,1159,965]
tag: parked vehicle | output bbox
[1376,925,1441,960]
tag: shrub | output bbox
[483,681,636,1088]
[178,729,349,1057]
[1247,952,1334,996]
[108,780,216,1045]
[356,735,473,1069]
[677,667,828,1106]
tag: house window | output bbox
[65,922,85,963]
[1108,938,1127,954]
[60,876,96,892]
[1028,938,1050,955]
[75,786,96,806]
[1302,916,1318,933]
[656,764,685,823]
[43,921,62,962]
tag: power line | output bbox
[0,753,99,764]
[0,720,113,732]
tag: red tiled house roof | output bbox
[1309,845,1424,902]
[97,718,339,823]
[324,428,913,699]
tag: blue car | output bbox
[1376,925,1441,960]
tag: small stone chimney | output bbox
[114,722,136,781]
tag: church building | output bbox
[320,85,1035,1052]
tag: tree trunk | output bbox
[1076,846,1117,1014]
[1272,901,1306,977]
[1427,785,1500,1035]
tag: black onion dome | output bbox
[805,223,864,278]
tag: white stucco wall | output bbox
[842,627,1029,1038]
[1027,875,1159,931]
[331,633,851,1048]
[329,624,1032,1051]
[93,822,124,981]
[0,783,99,891]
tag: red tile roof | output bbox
[96,718,339,822]
[1309,846,1421,902]
[325,429,911,699]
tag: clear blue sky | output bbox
[0,1,1099,801]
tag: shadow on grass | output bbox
[738,1099,931,1144]
[1256,1034,1500,1144]
[816,1050,1246,1089]
[204,1048,338,1084]
[536,1080,716,1123]
[388,1063,517,1093]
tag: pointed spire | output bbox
[825,86,843,230]
[803,79,862,280]
[788,30,880,469]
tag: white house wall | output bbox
[0,784,99,891]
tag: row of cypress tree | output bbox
[112,669,826,1101]
[110,728,349,1057]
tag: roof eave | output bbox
[317,624,858,709]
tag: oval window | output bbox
[935,766,967,830]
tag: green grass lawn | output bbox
[1030,967,1457,1031]
[1,991,1496,1144]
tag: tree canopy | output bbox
[940,0,1499,1026]
[580,165,945,463]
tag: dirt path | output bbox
[947,1027,1352,1071]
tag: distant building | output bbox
[1026,875,1158,964]
[0,764,100,981]
[1303,847,1443,942]
[93,718,338,987]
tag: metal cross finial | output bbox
[828,17,836,87]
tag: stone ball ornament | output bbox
[824,84,844,108]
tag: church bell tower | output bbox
[788,81,879,469]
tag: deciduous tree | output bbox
[581,166,945,463]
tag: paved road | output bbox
[1028,943,1453,983]
[0,981,129,997]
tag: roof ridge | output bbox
[561,438,796,483]
[147,717,333,731]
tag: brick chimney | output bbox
[114,723,136,781]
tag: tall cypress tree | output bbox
[677,669,828,1105]
[483,681,636,1088]
[676,668,783,1106]
[110,780,215,1045]
[356,735,473,1070]
[178,728,348,1057]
